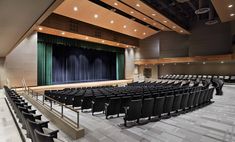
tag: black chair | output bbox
[123,99,142,127]
[72,95,83,108]
[81,95,93,111]
[186,92,196,111]
[163,95,174,117]
[198,90,205,106]
[34,129,64,142]
[180,93,189,112]
[105,97,121,119]
[27,119,58,141]
[91,96,106,115]
[152,97,165,120]
[141,98,154,120]
[65,95,74,105]
[172,94,183,115]
[120,96,131,113]
[193,91,200,108]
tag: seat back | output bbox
[92,96,106,113]
[152,97,165,116]
[106,97,121,116]
[187,92,195,108]
[34,129,54,142]
[172,94,183,111]
[163,95,174,113]
[141,98,154,118]
[27,119,44,142]
[120,96,131,113]
[81,95,93,110]
[193,91,200,107]
[180,93,189,109]
[125,99,142,121]
[73,95,83,107]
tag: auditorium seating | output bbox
[44,80,216,127]
[4,86,64,142]
[160,74,234,83]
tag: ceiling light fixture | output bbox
[61,32,65,35]
[101,40,105,43]
[73,6,78,11]
[163,20,167,23]
[94,14,99,18]
[203,62,206,64]
[134,29,137,32]
[117,43,120,46]
[143,17,146,20]
[130,11,134,14]
[123,25,127,28]
[221,61,224,64]
[180,30,184,33]
[228,4,233,8]
[38,27,43,31]
[230,13,235,17]
[187,62,190,65]
[85,37,89,40]
[136,3,140,7]
[152,13,156,16]
[143,32,146,35]
[114,2,118,6]
[110,20,114,24]
[172,26,176,29]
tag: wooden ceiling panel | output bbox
[37,26,135,48]
[211,0,235,22]
[54,0,158,39]
[100,0,170,31]
[120,0,190,34]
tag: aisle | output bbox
[0,89,22,142]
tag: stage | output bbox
[29,79,133,93]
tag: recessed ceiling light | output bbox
[163,20,167,23]
[136,3,140,7]
[114,2,118,6]
[180,30,184,33]
[61,32,65,35]
[228,4,233,8]
[126,45,129,48]
[203,62,206,64]
[117,43,120,46]
[221,61,224,64]
[230,13,235,17]
[130,11,134,14]
[110,20,114,24]
[143,32,146,35]
[162,64,165,66]
[85,37,89,40]
[73,6,78,11]
[172,26,176,29]
[38,27,43,31]
[134,29,137,32]
[123,25,127,28]
[94,14,99,18]
[187,62,190,65]
[101,40,105,43]
[152,13,156,16]
[143,17,146,20]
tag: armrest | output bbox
[42,127,59,138]
[123,107,129,114]
[33,114,42,120]
[28,109,36,114]
[36,120,49,128]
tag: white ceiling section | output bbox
[0,0,63,57]
[54,0,158,39]
[211,0,235,22]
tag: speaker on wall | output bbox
[143,68,152,78]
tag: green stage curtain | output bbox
[116,52,125,80]
[37,42,52,85]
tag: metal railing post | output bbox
[50,100,52,110]
[61,105,64,118]
[43,95,45,105]
[77,112,79,128]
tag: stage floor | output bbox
[29,79,132,93]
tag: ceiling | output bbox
[211,0,235,22]
[0,0,63,57]
[54,0,159,39]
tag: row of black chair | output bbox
[160,74,235,83]
[123,88,214,126]
[4,86,64,142]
